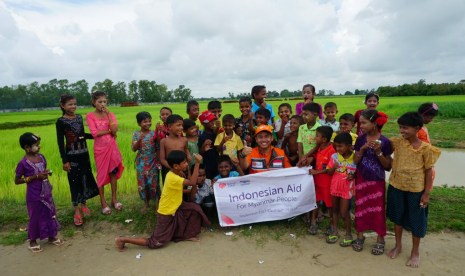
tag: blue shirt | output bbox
[215,171,240,179]
[252,102,275,125]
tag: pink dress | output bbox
[86,112,124,187]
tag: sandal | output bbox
[372,241,385,255]
[74,214,83,226]
[324,227,334,236]
[102,206,111,215]
[28,245,43,253]
[352,237,365,252]
[48,239,64,246]
[326,235,339,244]
[339,238,354,247]
[81,207,91,216]
[308,224,318,235]
[113,202,123,211]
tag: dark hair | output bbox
[360,109,387,130]
[183,118,196,131]
[190,163,206,174]
[418,103,438,116]
[279,103,292,113]
[255,108,271,119]
[291,115,304,125]
[339,113,355,124]
[217,155,232,166]
[19,132,41,149]
[208,100,222,110]
[397,112,423,129]
[302,84,316,94]
[167,150,187,168]
[239,97,252,105]
[136,111,151,123]
[334,132,353,145]
[324,102,337,109]
[91,90,106,107]
[365,92,379,102]
[60,94,75,115]
[251,85,266,99]
[160,107,172,114]
[222,114,236,124]
[186,100,199,112]
[302,102,321,114]
[316,126,333,141]
[166,114,184,126]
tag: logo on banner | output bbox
[218,183,226,189]
[240,180,250,184]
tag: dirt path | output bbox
[1,228,463,276]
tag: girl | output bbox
[184,118,201,168]
[295,84,324,120]
[56,94,99,225]
[15,133,64,252]
[326,132,356,246]
[417,103,439,188]
[132,111,160,214]
[86,90,124,215]
[354,92,380,136]
[353,110,391,255]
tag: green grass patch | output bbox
[0,231,28,246]
[0,119,57,130]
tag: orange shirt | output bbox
[417,127,430,143]
[246,146,291,174]
[313,144,336,187]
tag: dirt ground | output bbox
[1,228,463,276]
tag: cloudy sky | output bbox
[1,0,464,97]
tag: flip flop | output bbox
[102,206,111,215]
[340,238,354,247]
[74,214,83,226]
[81,207,91,216]
[28,245,43,253]
[113,202,123,211]
[326,235,339,244]
[48,239,64,246]
[308,224,318,235]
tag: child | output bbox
[56,94,99,226]
[319,102,339,131]
[251,85,275,124]
[249,108,278,145]
[214,154,245,180]
[15,133,64,252]
[275,103,292,148]
[297,103,322,161]
[235,96,256,147]
[354,92,380,136]
[132,111,160,213]
[308,126,336,235]
[282,115,304,166]
[208,100,223,134]
[186,100,201,134]
[295,84,324,120]
[184,119,201,168]
[86,90,124,215]
[386,112,441,268]
[156,107,172,139]
[331,113,358,145]
[189,164,215,217]
[417,103,439,187]
[198,111,218,179]
[160,114,190,184]
[325,132,357,246]
[352,110,391,255]
[214,114,244,159]
[115,151,210,251]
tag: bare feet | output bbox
[387,245,402,259]
[407,252,420,268]
[115,237,128,252]
[185,237,200,242]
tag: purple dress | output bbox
[295,102,324,120]
[15,154,60,240]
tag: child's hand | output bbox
[212,178,218,187]
[347,173,354,180]
[102,107,110,115]
[282,116,289,125]
[156,122,165,133]
[260,101,267,109]
[202,139,212,151]
[63,162,71,173]
[231,157,240,167]
[223,134,232,143]
[187,154,192,163]
[242,140,252,156]
[214,120,221,129]
[373,142,382,155]
[139,133,146,141]
[37,172,49,180]
[249,111,254,120]
[194,153,203,164]
[308,169,317,175]
[361,141,375,151]
[420,193,429,208]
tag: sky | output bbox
[1,0,464,97]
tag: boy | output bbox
[249,108,278,145]
[386,112,441,268]
[297,103,322,161]
[214,114,244,159]
[115,151,210,251]
[208,100,223,134]
[214,155,245,180]
[251,85,275,124]
[156,107,172,139]
[282,115,304,166]
[235,96,256,147]
[186,100,201,134]
[319,102,339,131]
[189,164,215,217]
[198,110,218,179]
[308,126,336,235]
[275,103,292,148]
[183,119,201,168]
[330,113,358,145]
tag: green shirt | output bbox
[297,122,321,155]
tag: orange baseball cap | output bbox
[255,125,273,135]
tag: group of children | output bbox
[14,85,441,268]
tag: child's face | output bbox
[301,110,318,124]
[289,117,301,132]
[202,120,215,132]
[422,115,435,125]
[139,118,152,131]
[255,89,267,103]
[302,87,314,101]
[315,132,327,145]
[255,114,269,125]
[197,169,206,185]
[26,141,41,154]
[61,99,77,115]
[160,109,171,123]
[169,120,184,136]
[174,159,189,172]
[339,119,354,133]
[399,124,420,140]
[185,125,198,137]
[365,96,379,109]
[187,105,199,120]
[324,107,338,122]
[210,108,222,119]
[217,161,232,178]
[359,116,376,133]
[239,102,252,116]
[223,121,235,135]
[278,106,292,120]
[93,96,107,111]
[335,142,351,156]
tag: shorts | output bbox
[315,185,332,208]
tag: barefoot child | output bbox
[281,115,304,166]
[295,84,324,120]
[354,92,380,136]
[417,103,439,188]
[296,103,322,161]
[86,90,124,215]
[319,102,339,131]
[235,96,256,147]
[156,107,172,139]
[15,133,64,252]
[386,112,441,268]
[115,151,210,251]
[214,114,244,159]
[132,112,161,213]
[275,103,292,148]
[56,94,98,226]
[251,85,275,124]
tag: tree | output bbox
[318,89,326,96]
[345,91,353,95]
[173,85,193,102]
[127,80,139,102]
[228,92,235,99]
[327,90,335,96]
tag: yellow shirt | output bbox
[331,132,358,145]
[158,171,184,215]
[214,131,244,159]
[389,137,441,192]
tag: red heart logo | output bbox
[221,214,235,225]
[219,183,226,189]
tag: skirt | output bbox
[67,154,99,206]
[354,174,386,236]
[330,172,355,199]
[27,199,60,240]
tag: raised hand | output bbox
[102,107,110,115]
[202,139,212,151]
[260,101,267,109]
[231,157,240,167]
[194,153,203,164]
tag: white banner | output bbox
[214,167,317,227]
